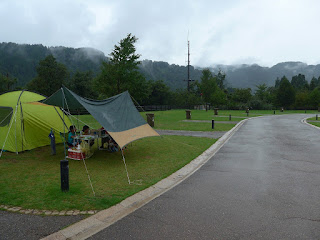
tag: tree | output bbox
[310,77,320,91]
[274,77,281,88]
[276,76,295,108]
[291,74,309,91]
[67,71,96,99]
[199,69,217,104]
[147,80,171,105]
[255,83,268,102]
[0,73,17,94]
[27,55,68,96]
[308,87,320,108]
[199,69,226,107]
[216,69,226,89]
[94,34,148,102]
[231,88,252,104]
[295,91,309,109]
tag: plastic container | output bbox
[68,149,85,160]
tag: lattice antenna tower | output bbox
[184,38,194,92]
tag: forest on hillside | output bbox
[1,40,320,110]
[2,42,320,90]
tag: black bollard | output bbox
[317,115,318,120]
[212,119,215,129]
[229,114,231,121]
[60,159,69,192]
[274,110,275,115]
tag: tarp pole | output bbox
[15,102,17,154]
[81,155,95,196]
[130,95,145,112]
[121,149,131,184]
[62,88,67,158]
[77,109,80,133]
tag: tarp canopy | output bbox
[0,90,71,152]
[42,86,159,149]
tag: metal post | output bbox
[60,159,69,192]
[316,115,318,120]
[274,110,275,115]
[212,119,215,129]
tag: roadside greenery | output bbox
[306,116,320,128]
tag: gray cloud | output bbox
[1,0,320,67]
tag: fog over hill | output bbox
[1,43,320,91]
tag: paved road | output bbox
[90,114,320,239]
[0,210,85,240]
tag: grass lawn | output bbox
[141,110,237,131]
[70,110,319,133]
[138,109,319,131]
[306,114,320,128]
[0,135,216,211]
[309,122,320,127]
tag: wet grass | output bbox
[0,136,216,210]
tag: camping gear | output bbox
[49,129,56,155]
[42,86,159,186]
[42,86,159,149]
[0,90,71,153]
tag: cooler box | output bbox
[68,149,86,160]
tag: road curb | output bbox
[42,119,247,240]
[301,117,320,130]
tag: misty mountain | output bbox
[0,42,106,86]
[210,62,320,89]
[140,61,320,90]
[1,42,320,90]
[139,60,203,90]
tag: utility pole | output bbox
[184,40,194,91]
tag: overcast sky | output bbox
[1,0,320,67]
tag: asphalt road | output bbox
[0,210,85,240]
[90,114,320,239]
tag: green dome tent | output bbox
[0,90,71,153]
